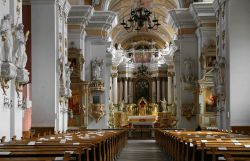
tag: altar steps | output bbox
[117,140,170,161]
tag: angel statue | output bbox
[13,23,29,69]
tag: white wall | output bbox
[228,0,250,126]
[31,1,57,128]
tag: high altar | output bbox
[112,96,178,129]
[127,97,158,127]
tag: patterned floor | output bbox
[117,140,170,161]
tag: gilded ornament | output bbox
[111,73,118,78]
[112,66,117,70]
[89,104,105,122]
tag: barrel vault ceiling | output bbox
[107,0,180,49]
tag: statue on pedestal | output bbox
[13,23,29,69]
[182,57,194,83]
[0,14,13,62]
[160,98,167,112]
[214,56,225,85]
[118,99,124,111]
[91,57,103,81]
[65,62,73,91]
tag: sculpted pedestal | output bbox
[1,62,17,80]
[16,68,29,84]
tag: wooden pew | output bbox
[155,129,250,161]
[0,129,127,161]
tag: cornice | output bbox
[168,9,196,30]
[190,2,215,27]
[68,5,94,27]
[30,0,57,5]
[87,11,117,29]
[22,0,30,5]
[86,11,117,39]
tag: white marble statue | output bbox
[214,56,226,86]
[119,99,124,111]
[109,101,114,113]
[0,14,13,62]
[160,98,167,112]
[216,56,226,85]
[92,57,103,80]
[150,53,158,63]
[183,57,194,83]
[121,54,132,64]
[65,62,73,90]
[13,23,29,68]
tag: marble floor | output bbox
[117,140,171,161]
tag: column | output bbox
[112,73,118,105]
[128,78,133,103]
[152,78,156,103]
[118,79,120,102]
[124,78,128,103]
[168,72,173,105]
[162,78,166,100]
[165,79,168,101]
[157,78,161,103]
[119,78,123,102]
[31,0,58,128]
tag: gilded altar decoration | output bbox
[89,80,104,92]
[181,103,194,120]
[89,103,105,122]
[137,97,147,116]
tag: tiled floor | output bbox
[117,140,171,161]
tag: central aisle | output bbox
[117,140,170,161]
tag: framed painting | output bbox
[205,87,217,113]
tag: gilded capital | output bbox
[112,66,118,70]
[111,73,118,78]
[167,72,174,77]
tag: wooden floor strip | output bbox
[117,140,170,161]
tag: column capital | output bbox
[112,66,118,70]
[111,73,118,78]
[167,72,175,77]
[161,77,167,81]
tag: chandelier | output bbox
[120,0,160,32]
